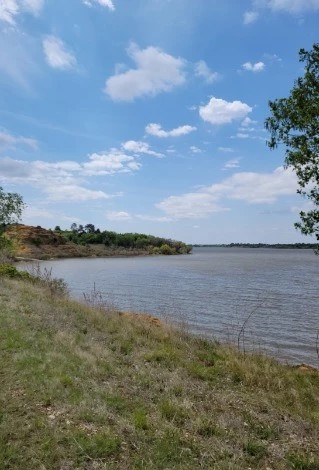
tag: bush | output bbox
[159,244,175,255]
[0,264,31,280]
[0,263,68,296]
[26,264,69,296]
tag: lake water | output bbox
[21,247,319,366]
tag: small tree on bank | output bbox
[265,43,319,246]
[0,187,25,231]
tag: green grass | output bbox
[0,276,319,469]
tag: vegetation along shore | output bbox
[0,269,319,469]
[3,223,192,260]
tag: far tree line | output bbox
[54,223,192,255]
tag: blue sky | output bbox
[0,0,318,243]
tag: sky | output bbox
[0,0,318,244]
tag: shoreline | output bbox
[1,275,319,468]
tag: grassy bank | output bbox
[0,277,319,469]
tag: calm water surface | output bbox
[23,247,319,366]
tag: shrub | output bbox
[1,262,69,296]
[0,264,31,280]
[159,244,174,255]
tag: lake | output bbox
[21,247,319,366]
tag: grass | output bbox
[0,276,319,469]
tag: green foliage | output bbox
[243,440,267,459]
[73,431,121,460]
[0,264,31,280]
[286,453,319,469]
[59,222,192,255]
[30,237,43,247]
[0,187,25,229]
[0,263,68,295]
[159,243,175,255]
[265,43,319,243]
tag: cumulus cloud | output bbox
[241,117,257,127]
[190,146,202,154]
[43,36,77,70]
[242,61,265,72]
[47,185,111,202]
[243,10,259,23]
[194,60,220,83]
[218,147,234,153]
[223,158,240,169]
[156,192,227,219]
[0,0,43,24]
[83,0,115,10]
[0,129,38,149]
[199,97,252,125]
[106,211,132,221]
[121,140,163,157]
[83,151,141,176]
[265,0,319,13]
[206,166,297,203]
[136,214,172,222]
[105,43,186,101]
[0,145,143,201]
[244,0,319,22]
[156,167,298,219]
[145,123,196,138]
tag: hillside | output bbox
[0,275,318,469]
[4,224,191,260]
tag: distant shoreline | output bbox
[193,243,318,249]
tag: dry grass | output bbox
[0,277,319,469]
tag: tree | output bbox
[265,43,319,244]
[85,223,95,234]
[0,187,25,230]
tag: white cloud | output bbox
[83,149,142,175]
[263,53,282,63]
[199,97,252,125]
[0,146,142,201]
[244,0,319,21]
[242,61,265,72]
[243,10,259,23]
[145,123,196,138]
[218,147,234,153]
[0,129,38,149]
[47,185,111,202]
[190,146,202,154]
[231,132,249,139]
[121,140,163,157]
[156,167,298,219]
[83,0,115,10]
[43,36,77,70]
[223,158,240,169]
[265,0,319,13]
[0,29,39,90]
[241,117,257,127]
[106,211,132,221]
[105,43,186,101]
[0,0,19,24]
[23,0,43,14]
[156,192,227,219]
[136,214,172,222]
[206,166,297,203]
[194,60,220,83]
[0,0,43,24]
